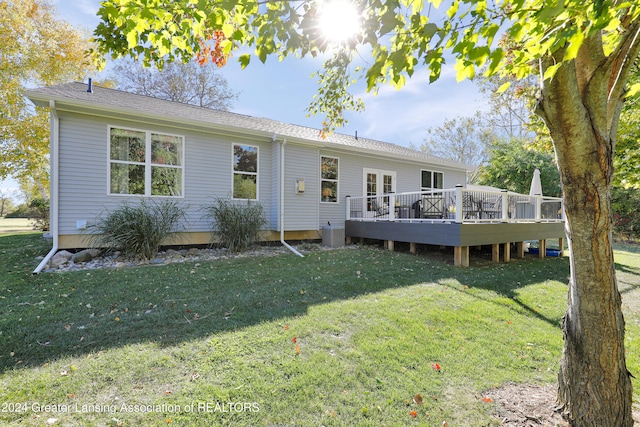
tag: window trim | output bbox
[320,155,340,204]
[232,143,259,200]
[420,169,444,192]
[107,125,185,198]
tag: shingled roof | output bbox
[27,82,471,170]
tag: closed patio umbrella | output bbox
[529,168,543,196]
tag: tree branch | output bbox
[606,17,640,103]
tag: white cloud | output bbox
[344,65,489,147]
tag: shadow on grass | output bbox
[414,244,571,329]
[1,234,571,372]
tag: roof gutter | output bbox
[33,100,60,274]
[277,136,304,258]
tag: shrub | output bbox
[205,198,266,252]
[612,187,640,242]
[88,199,187,260]
[29,198,50,231]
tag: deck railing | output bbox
[346,186,564,224]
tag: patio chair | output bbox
[370,199,389,217]
[481,197,501,219]
[462,194,481,219]
[412,199,422,218]
[421,195,445,219]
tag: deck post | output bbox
[516,242,526,258]
[504,242,511,263]
[455,185,463,223]
[492,243,500,263]
[559,237,565,256]
[345,195,351,220]
[538,239,546,258]
[535,194,542,222]
[501,190,509,222]
[388,193,395,221]
[454,246,469,267]
[410,242,417,255]
[385,240,395,251]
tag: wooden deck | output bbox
[345,220,565,266]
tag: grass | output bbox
[0,218,34,234]
[0,233,639,426]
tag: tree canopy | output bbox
[0,0,94,197]
[93,1,639,129]
[477,138,561,197]
[420,113,493,167]
[110,59,238,110]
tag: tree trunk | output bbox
[536,48,633,425]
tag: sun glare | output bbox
[317,0,362,44]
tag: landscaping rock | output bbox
[45,244,356,273]
[49,250,73,268]
[71,249,101,263]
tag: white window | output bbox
[109,127,184,197]
[421,170,443,191]
[233,144,258,200]
[320,156,339,203]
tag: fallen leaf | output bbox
[291,337,297,343]
[443,421,448,427]
[114,317,120,322]
[410,410,418,418]
[67,393,75,398]
[64,324,71,331]
[413,393,424,405]
[164,390,172,395]
[60,370,69,376]
[482,396,493,403]
[284,325,289,330]
[295,344,300,354]
[431,363,441,372]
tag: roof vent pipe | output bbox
[355,131,358,140]
[87,78,93,93]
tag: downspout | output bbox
[33,100,59,274]
[277,136,304,257]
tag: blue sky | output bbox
[1,0,489,199]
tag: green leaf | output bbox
[627,83,640,98]
[423,22,438,39]
[454,60,475,82]
[543,63,562,81]
[239,53,251,69]
[563,30,584,61]
[497,81,511,93]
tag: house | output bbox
[26,82,472,271]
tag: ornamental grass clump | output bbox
[88,199,187,260]
[205,198,266,252]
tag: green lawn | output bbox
[1,233,639,426]
[0,218,34,234]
